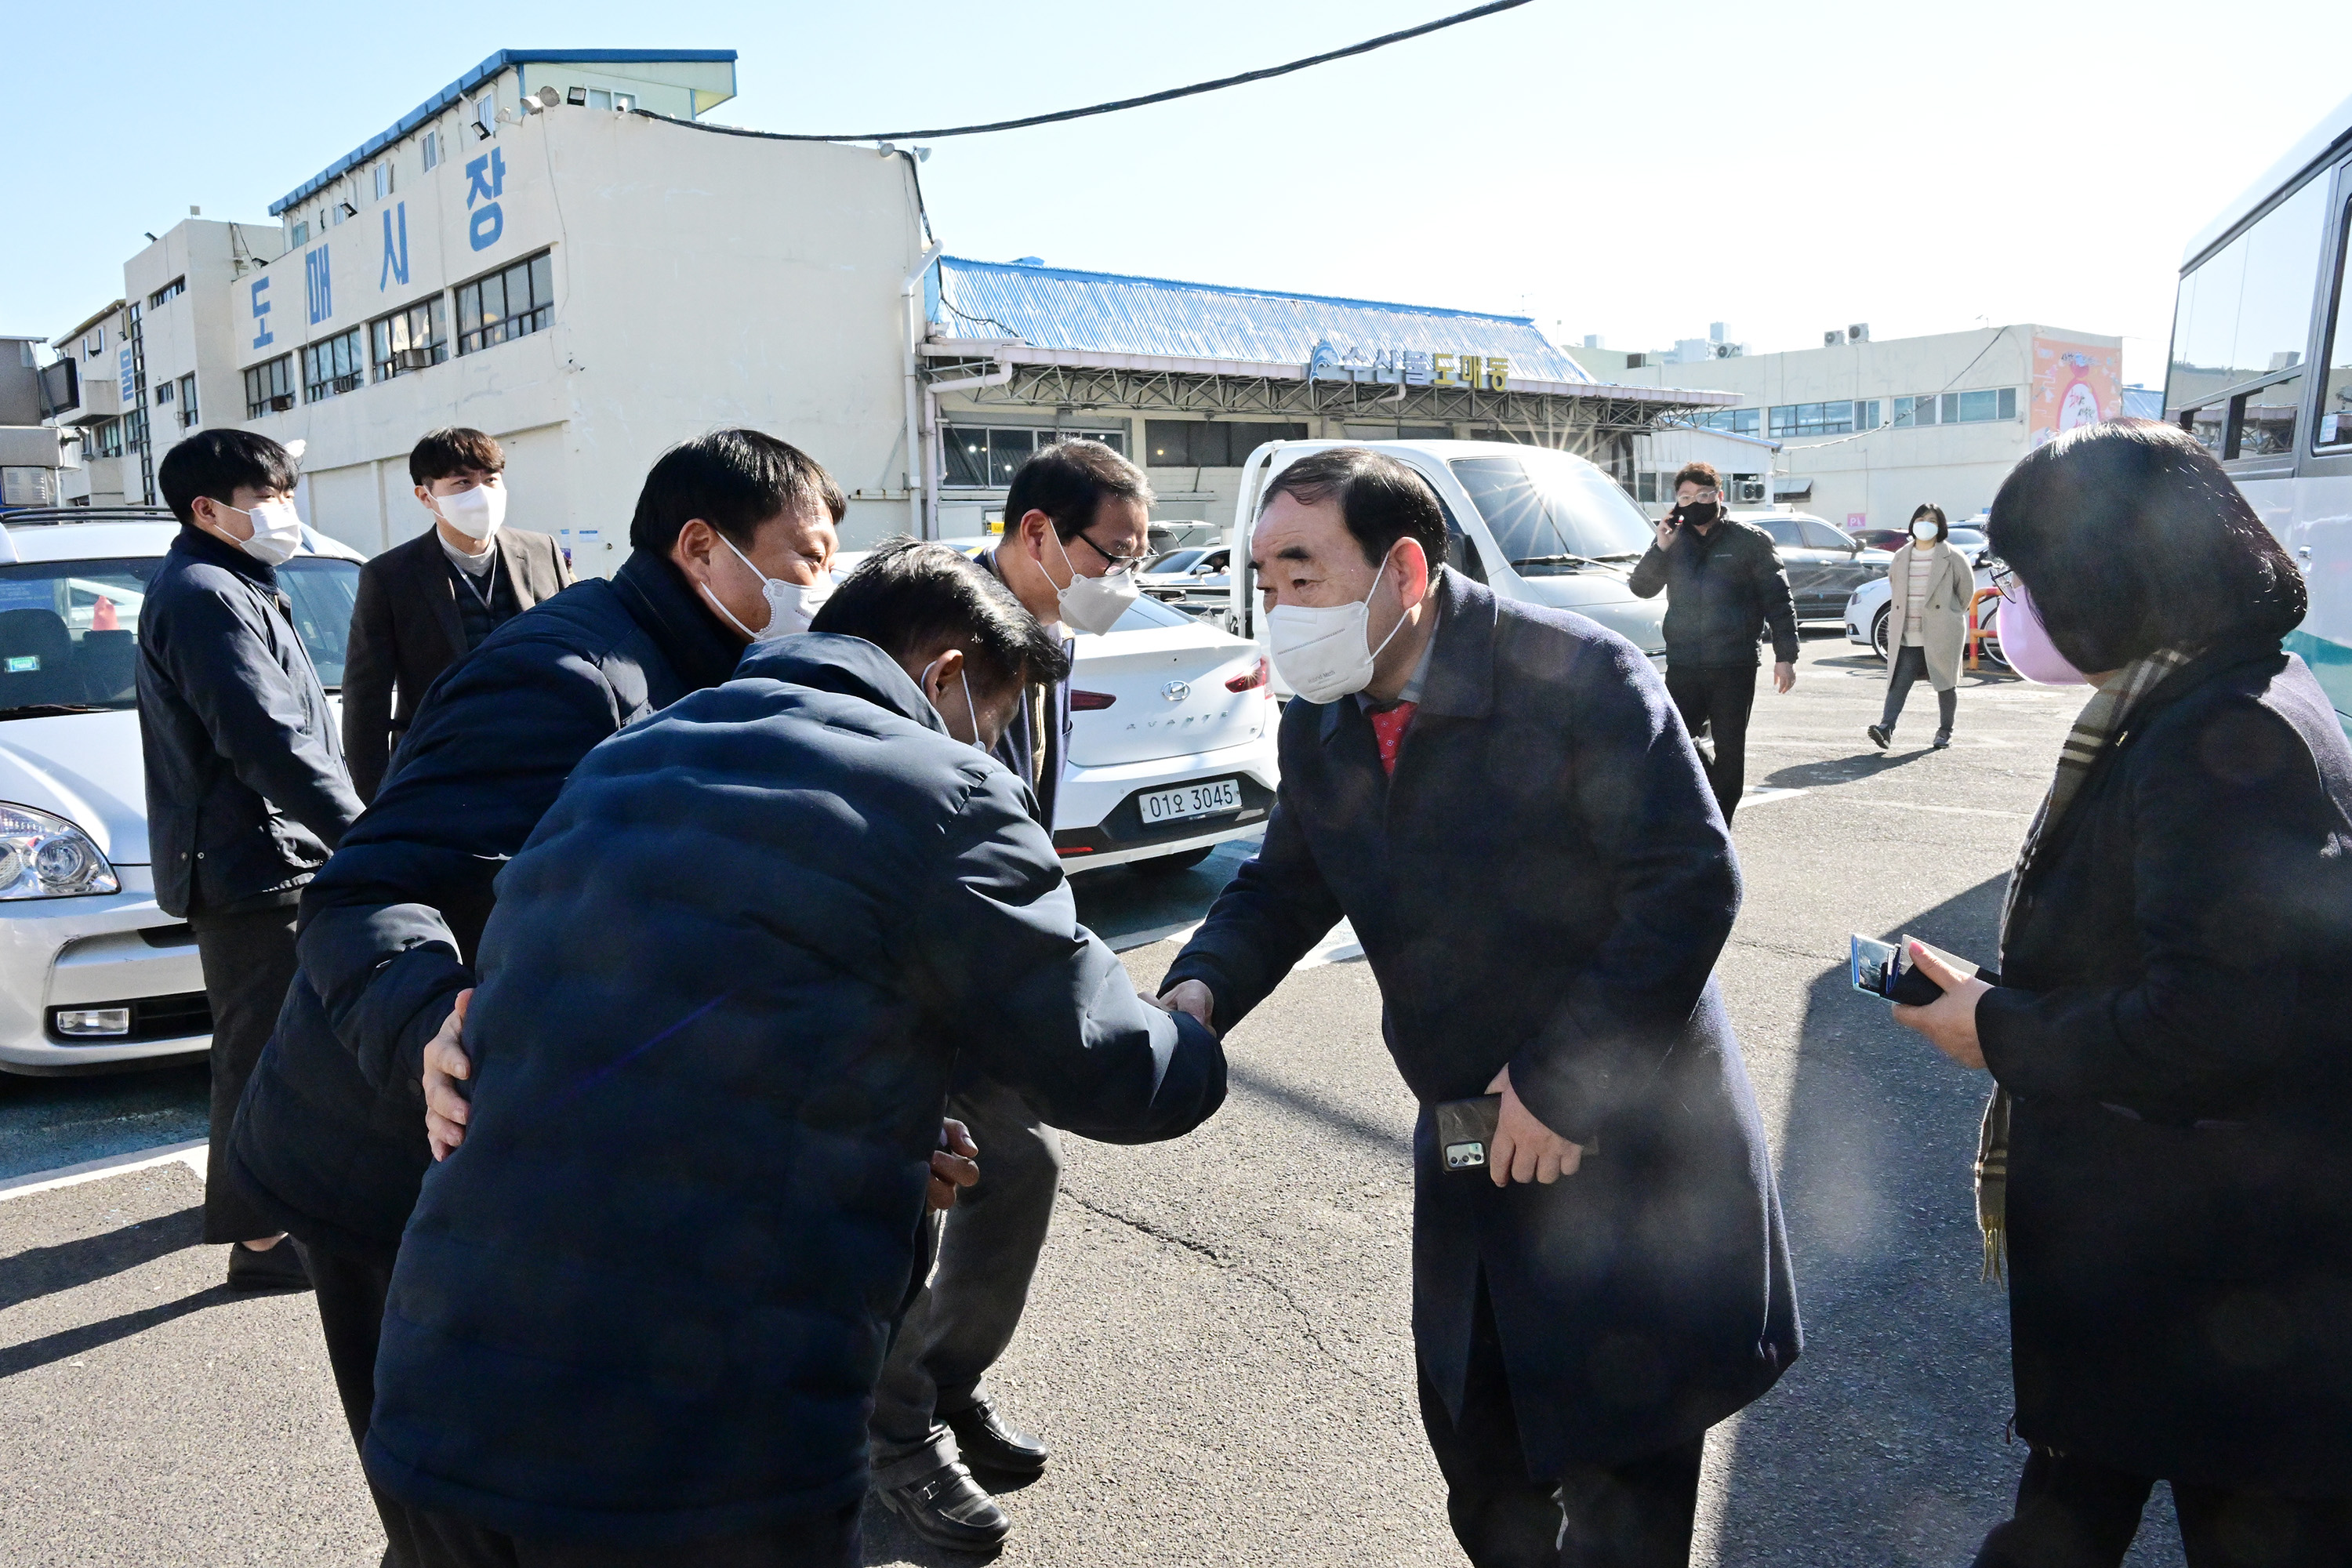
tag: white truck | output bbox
[1220,439,1669,692]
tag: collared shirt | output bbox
[437,528,496,579]
[1355,605,1441,713]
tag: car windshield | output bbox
[1147,549,1209,574]
[1947,528,1988,549]
[0,554,361,719]
[1447,455,1653,574]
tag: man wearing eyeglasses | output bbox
[869,439,1156,1552]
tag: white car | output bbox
[0,517,362,1073]
[1055,592,1279,874]
[1844,558,2005,664]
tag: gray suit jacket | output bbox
[341,526,570,800]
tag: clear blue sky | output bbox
[9,0,2352,385]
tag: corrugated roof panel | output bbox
[934,256,1590,383]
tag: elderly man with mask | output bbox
[1156,447,1798,1568]
[869,438,1156,1551]
[225,430,869,1565]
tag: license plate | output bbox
[1137,777,1241,825]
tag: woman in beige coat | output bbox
[1867,503,1976,750]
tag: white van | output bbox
[1221,440,1668,692]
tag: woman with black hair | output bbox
[1893,419,2352,1565]
[1867,503,1975,750]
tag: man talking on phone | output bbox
[1626,460,1798,822]
[1156,448,1798,1568]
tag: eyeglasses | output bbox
[1988,562,2022,602]
[1072,531,1150,575]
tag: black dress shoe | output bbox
[1866,723,1891,750]
[225,1239,310,1292]
[875,1461,1009,1552]
[945,1399,1049,1476]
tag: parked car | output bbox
[0,517,364,1073]
[1222,440,1669,698]
[1845,557,2005,665]
[1057,591,1279,874]
[1140,546,1233,618]
[1728,510,1891,620]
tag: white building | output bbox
[1594,323,2127,528]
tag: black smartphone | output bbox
[1850,934,1994,1004]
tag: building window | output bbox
[154,381,172,405]
[290,220,310,247]
[82,329,104,360]
[942,426,1129,488]
[570,87,637,111]
[456,251,554,356]
[1634,471,1659,503]
[1143,420,1311,468]
[1768,401,1857,437]
[373,163,394,200]
[90,418,124,458]
[1690,408,1762,436]
[148,277,185,308]
[422,129,442,172]
[1893,388,2017,427]
[245,354,296,417]
[370,296,450,381]
[302,328,365,401]
[122,407,148,452]
[176,372,199,428]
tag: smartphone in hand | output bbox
[1851,934,1995,1004]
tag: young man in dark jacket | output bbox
[869,439,1153,1549]
[225,430,844,1561]
[363,541,1227,1568]
[140,430,363,1288]
[1625,460,1799,822]
[1160,448,1796,1568]
[340,427,572,802]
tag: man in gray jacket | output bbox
[140,430,362,1287]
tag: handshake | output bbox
[1137,981,1584,1186]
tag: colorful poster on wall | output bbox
[2029,336,2123,447]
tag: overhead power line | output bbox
[767,0,1535,142]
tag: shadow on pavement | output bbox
[1761,751,1932,789]
[0,1202,203,1314]
[0,1282,245,1380]
[1226,1062,1406,1156]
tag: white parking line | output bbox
[0,1138,208,1203]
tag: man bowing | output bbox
[1157,448,1798,1568]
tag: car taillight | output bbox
[1070,690,1116,710]
[1225,656,1270,695]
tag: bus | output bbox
[2165,94,2352,730]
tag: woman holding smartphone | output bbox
[1867,503,1975,750]
[1893,420,2352,1565]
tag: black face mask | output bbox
[1679,502,1719,527]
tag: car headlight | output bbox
[0,803,120,899]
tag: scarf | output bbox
[1975,648,2193,1282]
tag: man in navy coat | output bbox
[1159,448,1798,1568]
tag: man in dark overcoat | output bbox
[1158,447,1799,1568]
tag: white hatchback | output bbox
[0,517,362,1074]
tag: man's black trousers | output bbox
[1972,1446,2352,1568]
[399,1503,860,1568]
[1663,663,1758,823]
[1417,1274,1705,1568]
[191,905,300,1243]
[306,1243,424,1566]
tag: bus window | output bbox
[2316,198,2352,448]
[2166,176,2328,445]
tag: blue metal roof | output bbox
[269,49,739,217]
[930,256,1592,383]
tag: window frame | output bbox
[454,251,556,357]
[369,295,451,382]
[244,354,296,418]
[301,327,366,402]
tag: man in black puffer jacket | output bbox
[363,542,1227,1567]
[226,430,847,1563]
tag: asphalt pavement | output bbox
[0,630,2196,1566]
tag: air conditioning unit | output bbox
[1847,323,1871,343]
[268,393,296,412]
[1733,477,1767,504]
[397,347,435,370]
[1824,330,1842,347]
[332,372,364,394]
[1624,353,1647,368]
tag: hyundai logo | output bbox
[1161,680,1192,702]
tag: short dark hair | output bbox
[627,429,848,555]
[1260,447,1447,572]
[1910,503,1949,543]
[409,427,505,488]
[1673,461,1721,492]
[158,430,298,525]
[1988,419,2305,669]
[1004,440,1153,544]
[810,538,1070,694]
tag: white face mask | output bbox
[921,656,986,751]
[434,482,506,545]
[1265,543,1407,705]
[1911,521,1940,544]
[209,498,304,567]
[700,532,833,643]
[1046,527,1140,636]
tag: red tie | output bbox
[1368,702,1417,775]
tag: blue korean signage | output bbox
[466,148,506,251]
[118,347,135,401]
[380,201,409,289]
[250,278,273,349]
[306,245,333,325]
